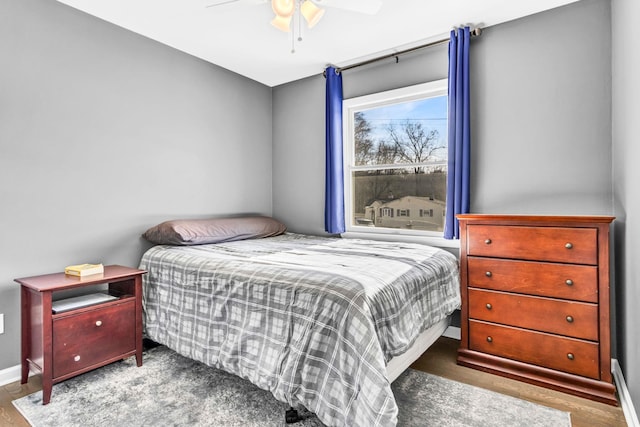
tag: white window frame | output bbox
[341,79,459,248]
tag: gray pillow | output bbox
[142,216,287,245]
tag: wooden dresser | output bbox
[456,214,617,405]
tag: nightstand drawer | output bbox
[469,320,599,379]
[466,225,597,264]
[468,257,598,302]
[52,300,135,378]
[468,288,598,340]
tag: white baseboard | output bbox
[613,359,640,427]
[0,363,22,387]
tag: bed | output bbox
[139,218,460,427]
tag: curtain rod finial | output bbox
[323,65,341,78]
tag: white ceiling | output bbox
[56,0,580,87]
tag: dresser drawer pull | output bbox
[565,242,573,249]
[484,239,492,244]
[485,271,492,277]
[486,336,493,343]
[567,353,575,360]
[95,320,103,327]
[74,355,81,362]
[485,303,492,310]
[565,279,574,286]
[566,316,574,323]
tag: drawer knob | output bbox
[486,336,493,343]
[485,271,492,277]
[484,239,492,245]
[74,355,81,362]
[565,279,574,286]
[95,320,103,327]
[567,353,575,360]
[486,303,492,310]
[565,242,573,249]
[566,315,574,323]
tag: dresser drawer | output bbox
[466,225,598,264]
[52,300,135,378]
[469,320,599,379]
[468,288,598,340]
[468,257,598,302]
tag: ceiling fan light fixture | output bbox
[271,14,292,32]
[300,0,325,29]
[271,0,295,17]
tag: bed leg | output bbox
[285,407,301,424]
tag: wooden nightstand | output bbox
[15,265,146,404]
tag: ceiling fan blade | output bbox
[204,0,241,7]
[204,0,266,8]
[311,0,382,15]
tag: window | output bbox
[343,80,448,237]
[419,209,434,218]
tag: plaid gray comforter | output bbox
[140,233,460,427]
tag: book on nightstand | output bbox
[64,263,104,277]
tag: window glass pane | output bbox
[351,166,446,231]
[354,96,447,167]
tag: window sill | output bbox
[341,231,461,250]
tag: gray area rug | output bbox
[13,345,571,427]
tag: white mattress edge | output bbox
[386,316,450,382]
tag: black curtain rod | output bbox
[327,27,482,75]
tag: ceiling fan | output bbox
[205,0,383,31]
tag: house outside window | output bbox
[343,80,448,237]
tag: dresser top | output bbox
[456,214,614,224]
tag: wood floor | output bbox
[0,373,38,427]
[0,337,628,426]
[412,337,627,427]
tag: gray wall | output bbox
[0,0,273,370]
[612,0,640,410]
[272,76,326,235]
[470,1,612,216]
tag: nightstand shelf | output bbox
[15,265,147,404]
